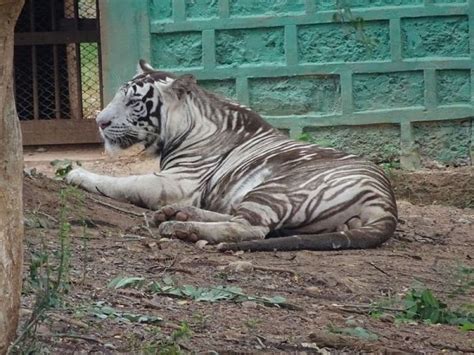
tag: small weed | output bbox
[9,187,86,353]
[297,132,313,143]
[244,318,262,331]
[50,159,79,179]
[191,312,210,330]
[449,264,474,298]
[156,322,191,355]
[379,161,401,175]
[369,285,474,331]
[398,288,474,328]
[80,222,90,284]
[125,323,191,355]
[332,0,377,51]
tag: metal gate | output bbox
[14,0,102,145]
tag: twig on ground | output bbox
[330,303,403,312]
[429,341,474,353]
[119,234,146,241]
[366,261,391,277]
[48,313,89,329]
[253,264,298,276]
[331,307,367,315]
[256,336,266,348]
[309,331,406,353]
[143,212,157,238]
[88,196,143,217]
[149,266,194,275]
[39,332,104,345]
[36,210,59,223]
[147,254,189,277]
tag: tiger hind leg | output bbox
[157,218,269,244]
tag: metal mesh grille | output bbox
[14,46,33,120]
[80,42,101,119]
[36,45,57,119]
[14,0,101,122]
[78,0,97,19]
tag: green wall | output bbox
[101,0,474,169]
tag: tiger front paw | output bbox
[65,167,89,187]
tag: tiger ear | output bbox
[136,59,155,75]
[171,74,197,100]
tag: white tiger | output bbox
[67,60,398,251]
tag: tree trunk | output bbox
[0,1,25,354]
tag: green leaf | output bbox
[108,276,145,289]
[147,278,291,307]
[329,325,378,341]
[91,303,162,324]
[263,295,287,304]
[163,276,174,286]
[460,322,474,331]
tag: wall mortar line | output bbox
[284,25,298,67]
[390,18,402,62]
[173,0,186,22]
[400,121,421,170]
[236,77,249,106]
[341,71,353,116]
[424,69,437,110]
[202,29,216,70]
[305,0,316,15]
[218,0,229,19]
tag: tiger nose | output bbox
[98,120,112,130]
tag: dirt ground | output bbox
[16,147,473,353]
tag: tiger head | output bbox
[96,60,178,155]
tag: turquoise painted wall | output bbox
[101,0,474,169]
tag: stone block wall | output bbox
[102,0,474,168]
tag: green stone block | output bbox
[186,0,218,19]
[413,120,472,166]
[149,0,172,21]
[304,124,401,163]
[216,28,285,66]
[316,0,422,11]
[437,70,471,105]
[198,79,237,99]
[298,21,390,63]
[353,72,424,111]
[229,0,305,17]
[401,16,469,58]
[432,0,466,3]
[151,32,202,69]
[249,75,341,115]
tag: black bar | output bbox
[15,30,99,46]
[58,18,98,31]
[30,0,39,120]
[74,0,83,119]
[51,0,61,119]
[96,0,103,109]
